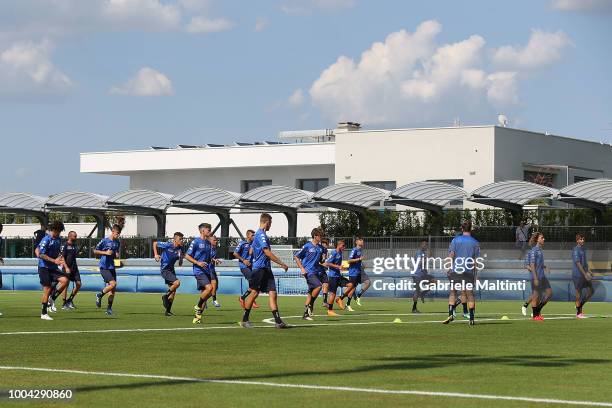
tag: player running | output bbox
[412,240,437,313]
[323,239,346,316]
[209,235,222,308]
[240,213,289,329]
[94,224,122,315]
[37,221,68,320]
[153,232,184,316]
[184,223,214,324]
[443,221,480,326]
[60,231,81,310]
[572,233,593,318]
[337,237,365,312]
[318,238,330,308]
[0,223,4,316]
[294,228,325,321]
[526,232,552,321]
[233,230,259,309]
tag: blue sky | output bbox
[0,0,611,195]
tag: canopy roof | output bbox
[239,185,314,212]
[106,189,172,214]
[46,191,108,212]
[558,178,612,210]
[470,181,558,211]
[313,183,389,212]
[390,181,467,212]
[172,186,241,213]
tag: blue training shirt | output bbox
[526,245,546,279]
[348,246,363,277]
[209,246,217,273]
[294,241,323,275]
[448,235,480,274]
[326,249,343,278]
[96,237,120,270]
[315,245,328,274]
[572,245,588,279]
[413,249,427,277]
[234,240,252,269]
[186,237,212,276]
[157,241,183,271]
[251,228,271,269]
[38,234,62,270]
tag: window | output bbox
[427,179,464,207]
[362,181,397,191]
[297,178,329,192]
[573,176,592,183]
[524,171,555,187]
[241,180,272,193]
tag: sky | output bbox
[0,0,611,195]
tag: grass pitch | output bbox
[0,291,611,407]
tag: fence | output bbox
[3,225,612,260]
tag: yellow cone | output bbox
[501,315,510,320]
[393,318,402,323]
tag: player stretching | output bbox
[240,213,289,329]
[234,230,259,309]
[526,232,552,321]
[209,235,222,308]
[153,232,184,316]
[60,231,81,310]
[324,239,346,316]
[412,240,437,313]
[443,221,480,326]
[295,228,325,320]
[337,237,365,312]
[185,223,213,324]
[94,224,122,315]
[572,233,593,318]
[37,221,68,320]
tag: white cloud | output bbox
[0,39,73,100]
[254,18,268,32]
[550,0,612,12]
[288,88,304,106]
[110,67,174,96]
[102,0,181,30]
[308,21,571,126]
[492,29,573,70]
[186,16,234,33]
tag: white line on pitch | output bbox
[0,366,610,407]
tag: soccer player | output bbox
[572,233,593,318]
[412,240,437,313]
[354,262,371,306]
[233,229,259,309]
[0,223,4,316]
[337,237,365,312]
[294,228,325,320]
[184,223,214,324]
[33,224,47,248]
[443,220,480,326]
[94,224,122,315]
[526,232,552,321]
[240,213,289,329]
[153,232,184,316]
[60,231,81,310]
[323,239,346,316]
[208,235,222,308]
[318,237,330,308]
[37,221,68,320]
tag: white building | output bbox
[76,122,612,237]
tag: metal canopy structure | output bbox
[470,181,558,212]
[313,183,390,234]
[46,191,108,238]
[106,189,172,237]
[558,178,612,210]
[172,186,241,238]
[390,181,467,213]
[239,185,314,237]
[0,192,48,225]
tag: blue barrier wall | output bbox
[1,266,611,301]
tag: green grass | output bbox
[0,291,611,408]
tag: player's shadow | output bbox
[69,379,201,394]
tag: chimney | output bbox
[336,121,361,132]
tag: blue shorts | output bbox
[195,273,212,290]
[305,274,322,291]
[531,276,551,291]
[318,271,329,284]
[573,276,593,291]
[161,268,178,285]
[210,270,218,281]
[413,273,435,293]
[349,275,361,287]
[328,276,342,293]
[100,268,117,284]
[240,267,252,280]
[68,267,81,283]
[360,270,370,282]
[39,266,63,287]
[250,267,276,293]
